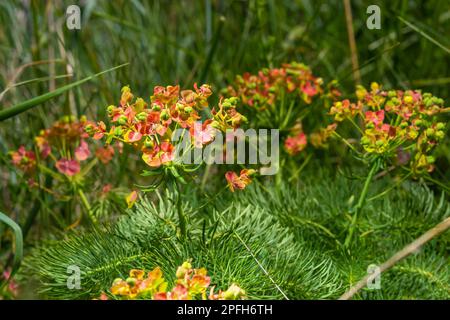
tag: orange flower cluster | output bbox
[106,260,246,300]
[225,62,324,109]
[225,169,256,192]
[329,83,447,173]
[87,85,246,170]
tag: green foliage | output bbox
[24,188,343,299]
[232,169,450,299]
[24,172,450,299]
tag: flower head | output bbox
[225,169,256,192]
[329,83,447,174]
[10,146,36,173]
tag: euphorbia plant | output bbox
[87,84,249,236]
[223,62,341,182]
[329,82,448,248]
[223,62,327,130]
[100,260,246,300]
[9,115,117,227]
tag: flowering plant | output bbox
[224,63,341,181]
[102,260,246,300]
[9,115,117,226]
[328,83,448,248]
[87,85,247,187]
[330,82,447,174]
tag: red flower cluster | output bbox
[10,116,115,177]
[10,146,36,174]
[225,62,324,109]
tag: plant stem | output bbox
[77,188,97,225]
[344,160,379,249]
[173,180,187,238]
[367,172,413,202]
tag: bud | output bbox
[228,97,238,105]
[152,104,161,112]
[222,101,232,109]
[107,105,115,114]
[376,140,385,147]
[435,131,445,140]
[160,110,170,121]
[404,96,413,104]
[184,106,193,113]
[436,122,445,130]
[181,261,192,270]
[174,103,183,112]
[117,116,127,125]
[84,124,93,133]
[426,155,435,164]
[424,98,433,107]
[137,112,147,121]
[114,127,123,136]
[223,284,245,300]
[388,90,397,98]
[366,122,375,129]
[176,266,187,279]
[144,137,154,148]
[426,128,435,137]
[134,98,147,112]
[361,136,370,145]
[126,277,137,287]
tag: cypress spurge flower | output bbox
[329,82,447,248]
[9,115,118,227]
[225,169,256,192]
[89,84,247,193]
[106,260,245,300]
[329,82,447,174]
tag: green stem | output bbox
[289,153,312,182]
[173,181,187,238]
[77,188,97,225]
[344,160,380,249]
[367,172,413,202]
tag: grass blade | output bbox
[0,211,23,289]
[0,63,129,121]
[398,16,450,55]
